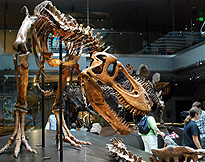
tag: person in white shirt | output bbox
[48,113,57,130]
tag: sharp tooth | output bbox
[130,108,134,113]
[119,98,123,102]
[121,103,126,106]
[125,104,130,109]
[133,109,138,114]
[141,111,146,116]
[137,111,141,115]
[123,121,126,125]
[120,100,126,104]
[127,106,132,110]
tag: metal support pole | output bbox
[87,0,89,26]
[4,2,8,53]
[59,38,63,162]
[123,107,125,121]
[88,110,91,130]
[41,73,45,148]
[171,0,175,31]
[65,99,69,127]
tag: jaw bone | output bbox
[81,52,152,135]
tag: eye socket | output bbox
[108,62,117,77]
[91,55,107,74]
[92,65,103,74]
[134,91,138,95]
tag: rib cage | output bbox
[31,2,104,67]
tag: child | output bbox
[164,126,179,147]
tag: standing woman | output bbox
[183,107,202,149]
[140,112,165,153]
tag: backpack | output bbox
[138,116,150,134]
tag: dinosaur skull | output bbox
[81,52,152,135]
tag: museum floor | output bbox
[0,124,187,162]
[0,129,152,162]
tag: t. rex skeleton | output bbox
[0,1,152,158]
[0,1,103,157]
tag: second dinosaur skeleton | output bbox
[106,137,145,162]
[150,146,205,162]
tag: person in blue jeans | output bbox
[183,107,202,149]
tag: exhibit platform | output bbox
[0,130,151,162]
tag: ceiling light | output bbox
[200,59,203,65]
[189,73,194,80]
[196,72,201,79]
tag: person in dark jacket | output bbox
[183,107,202,149]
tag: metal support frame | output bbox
[41,73,45,148]
[59,38,63,162]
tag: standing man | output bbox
[192,101,205,148]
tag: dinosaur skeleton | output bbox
[0,1,105,157]
[106,137,145,162]
[122,64,165,125]
[0,1,152,158]
[150,146,205,162]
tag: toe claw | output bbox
[31,149,37,154]
[76,144,83,149]
[86,142,92,145]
